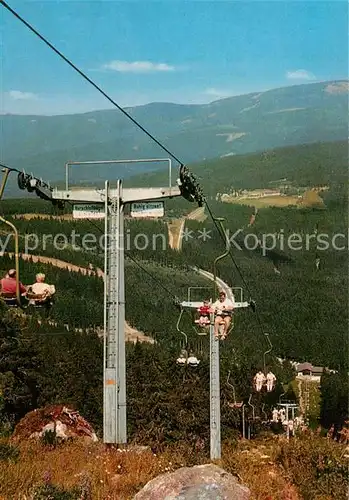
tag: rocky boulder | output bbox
[133,463,250,499]
[12,404,97,442]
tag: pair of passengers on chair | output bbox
[195,290,234,339]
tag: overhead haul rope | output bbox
[205,201,271,354]
[1,2,271,353]
[0,166,195,331]
[0,0,183,166]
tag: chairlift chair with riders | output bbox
[253,333,276,392]
[177,215,256,343]
[1,170,56,311]
[175,305,200,367]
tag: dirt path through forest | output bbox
[167,206,207,250]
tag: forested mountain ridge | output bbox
[1,80,348,194]
[126,139,348,195]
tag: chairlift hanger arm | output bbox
[213,218,231,297]
[0,167,11,201]
[226,370,240,405]
[248,393,255,420]
[176,307,188,346]
[263,333,273,372]
[0,216,20,305]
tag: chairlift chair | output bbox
[187,352,200,367]
[0,292,19,307]
[26,291,54,309]
[248,393,258,420]
[226,370,244,408]
[176,348,188,366]
[175,306,200,366]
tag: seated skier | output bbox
[212,290,234,339]
[27,273,55,306]
[196,299,211,326]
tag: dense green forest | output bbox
[0,140,348,444]
[1,301,347,447]
[1,190,347,369]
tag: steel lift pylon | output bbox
[9,158,199,445]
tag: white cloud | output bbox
[204,88,232,99]
[102,60,176,73]
[286,69,316,81]
[8,90,38,100]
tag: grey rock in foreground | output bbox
[133,463,250,499]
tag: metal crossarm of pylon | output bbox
[51,186,181,204]
[180,300,250,309]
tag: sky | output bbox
[1,0,348,115]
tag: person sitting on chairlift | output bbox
[272,408,279,422]
[27,273,55,305]
[187,353,200,366]
[196,299,211,326]
[266,371,276,392]
[212,290,234,339]
[254,370,266,392]
[0,269,27,296]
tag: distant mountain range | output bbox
[0,80,348,193]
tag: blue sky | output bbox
[1,0,348,115]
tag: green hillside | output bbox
[0,188,347,371]
[0,137,347,434]
[3,139,348,205]
[126,139,348,194]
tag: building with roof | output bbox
[296,362,324,381]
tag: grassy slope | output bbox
[0,436,347,499]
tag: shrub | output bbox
[40,429,61,448]
[274,436,348,499]
[32,483,80,500]
[0,441,20,463]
